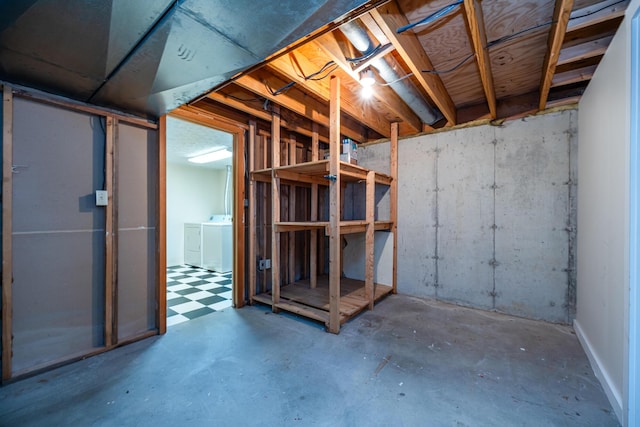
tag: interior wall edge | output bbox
[574,319,624,422]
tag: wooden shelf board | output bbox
[251,160,392,185]
[273,220,393,235]
[252,276,393,327]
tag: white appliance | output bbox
[202,221,232,273]
[184,223,202,267]
[184,215,232,272]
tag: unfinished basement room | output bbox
[0,0,639,425]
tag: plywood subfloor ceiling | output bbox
[197,0,629,141]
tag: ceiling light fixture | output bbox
[361,85,374,99]
[359,68,375,87]
[188,149,232,164]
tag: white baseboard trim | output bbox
[574,319,624,424]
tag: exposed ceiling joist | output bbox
[370,1,457,125]
[462,0,497,118]
[551,64,597,87]
[539,0,575,111]
[207,90,332,142]
[566,0,629,33]
[557,35,612,64]
[313,35,423,133]
[234,69,366,141]
[268,51,391,137]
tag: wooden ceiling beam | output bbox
[370,1,457,125]
[566,0,629,33]
[267,51,391,138]
[557,35,612,65]
[463,0,497,118]
[313,35,423,133]
[539,0,575,111]
[206,91,331,143]
[551,64,597,87]
[234,70,365,141]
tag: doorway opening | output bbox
[165,115,235,327]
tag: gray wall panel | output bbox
[117,230,156,339]
[12,98,105,232]
[396,136,438,298]
[11,98,105,375]
[117,123,157,340]
[437,128,495,309]
[357,110,576,322]
[12,232,104,374]
[494,113,573,322]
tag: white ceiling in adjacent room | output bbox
[166,116,233,169]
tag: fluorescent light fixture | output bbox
[360,68,375,87]
[188,149,232,164]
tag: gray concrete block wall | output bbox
[355,109,577,323]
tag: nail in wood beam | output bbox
[463,0,497,119]
[2,86,13,380]
[539,0,575,110]
[328,76,341,334]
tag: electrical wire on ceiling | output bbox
[396,0,463,34]
[420,0,628,75]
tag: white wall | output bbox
[575,2,639,425]
[166,163,226,266]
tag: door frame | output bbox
[158,106,247,333]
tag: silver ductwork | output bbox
[340,20,443,125]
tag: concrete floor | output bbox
[0,295,618,426]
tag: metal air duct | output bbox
[340,20,442,125]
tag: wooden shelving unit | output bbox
[248,76,398,333]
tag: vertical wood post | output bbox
[328,76,341,333]
[248,121,257,303]
[271,106,281,311]
[365,170,375,310]
[390,122,399,294]
[157,116,167,334]
[2,85,13,380]
[104,117,116,345]
[233,124,246,308]
[310,124,319,289]
[288,135,296,285]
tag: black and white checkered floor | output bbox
[166,265,233,327]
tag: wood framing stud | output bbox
[2,85,13,380]
[248,121,257,302]
[328,76,341,334]
[370,1,457,125]
[390,122,399,294]
[365,170,375,310]
[104,117,116,345]
[271,106,282,312]
[539,0,575,110]
[157,116,167,334]
[463,0,497,118]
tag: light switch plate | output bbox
[96,190,108,206]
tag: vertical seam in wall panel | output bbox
[566,114,577,323]
[434,142,440,296]
[491,132,498,309]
